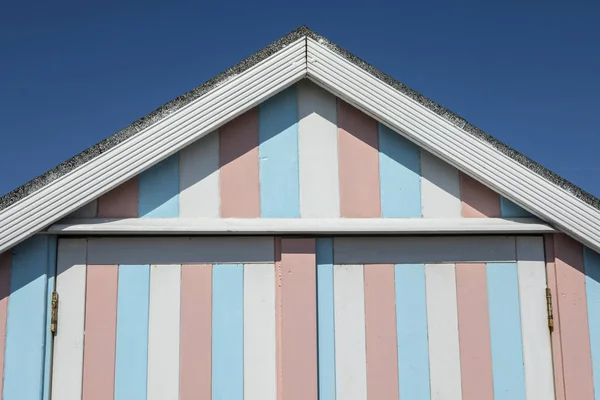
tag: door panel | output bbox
[325,235,554,400]
[51,235,553,400]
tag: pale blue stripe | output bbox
[395,264,430,399]
[139,154,180,218]
[379,124,421,217]
[500,196,533,217]
[486,263,526,400]
[212,264,244,399]
[317,238,336,400]
[114,265,150,400]
[584,247,600,399]
[259,86,300,218]
[42,236,56,400]
[3,236,50,400]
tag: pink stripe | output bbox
[97,177,139,217]
[455,263,494,400]
[337,100,381,217]
[364,264,399,400]
[545,234,566,400]
[459,172,500,217]
[219,109,260,217]
[279,238,317,400]
[0,252,10,397]
[179,264,212,400]
[554,233,594,399]
[82,265,118,400]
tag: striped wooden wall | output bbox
[547,233,600,400]
[0,236,56,400]
[68,80,530,220]
[43,235,576,400]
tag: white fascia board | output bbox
[306,38,600,253]
[0,38,307,254]
[46,217,555,235]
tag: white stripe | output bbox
[421,150,461,218]
[147,264,181,400]
[179,131,220,217]
[244,263,277,400]
[51,239,87,400]
[297,80,340,218]
[425,263,463,400]
[516,237,555,400]
[334,264,367,400]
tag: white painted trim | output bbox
[0,38,306,253]
[46,217,555,235]
[306,37,600,252]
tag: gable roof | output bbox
[1,25,599,254]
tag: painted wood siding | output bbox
[330,236,554,400]
[46,235,560,399]
[67,81,530,220]
[0,236,56,400]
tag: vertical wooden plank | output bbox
[337,100,380,217]
[544,234,566,400]
[459,172,500,218]
[42,236,57,400]
[334,264,367,400]
[244,263,276,400]
[275,238,283,400]
[316,238,336,400]
[455,263,494,400]
[500,196,532,218]
[212,264,244,399]
[97,178,139,218]
[364,264,399,400]
[0,252,11,398]
[379,124,421,218]
[554,233,594,399]
[585,247,600,399]
[4,237,51,400]
[421,151,461,218]
[425,264,462,400]
[51,238,87,400]
[279,238,317,400]
[139,154,180,218]
[114,265,150,400]
[82,265,118,400]
[395,264,430,399]
[179,264,212,400]
[147,265,181,400]
[487,262,526,399]
[297,81,340,218]
[516,237,555,400]
[259,86,300,218]
[179,132,220,217]
[219,109,260,217]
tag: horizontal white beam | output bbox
[46,218,555,235]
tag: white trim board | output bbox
[46,218,555,235]
[1,36,598,254]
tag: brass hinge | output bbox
[546,288,554,332]
[50,291,59,335]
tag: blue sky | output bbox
[0,1,598,198]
